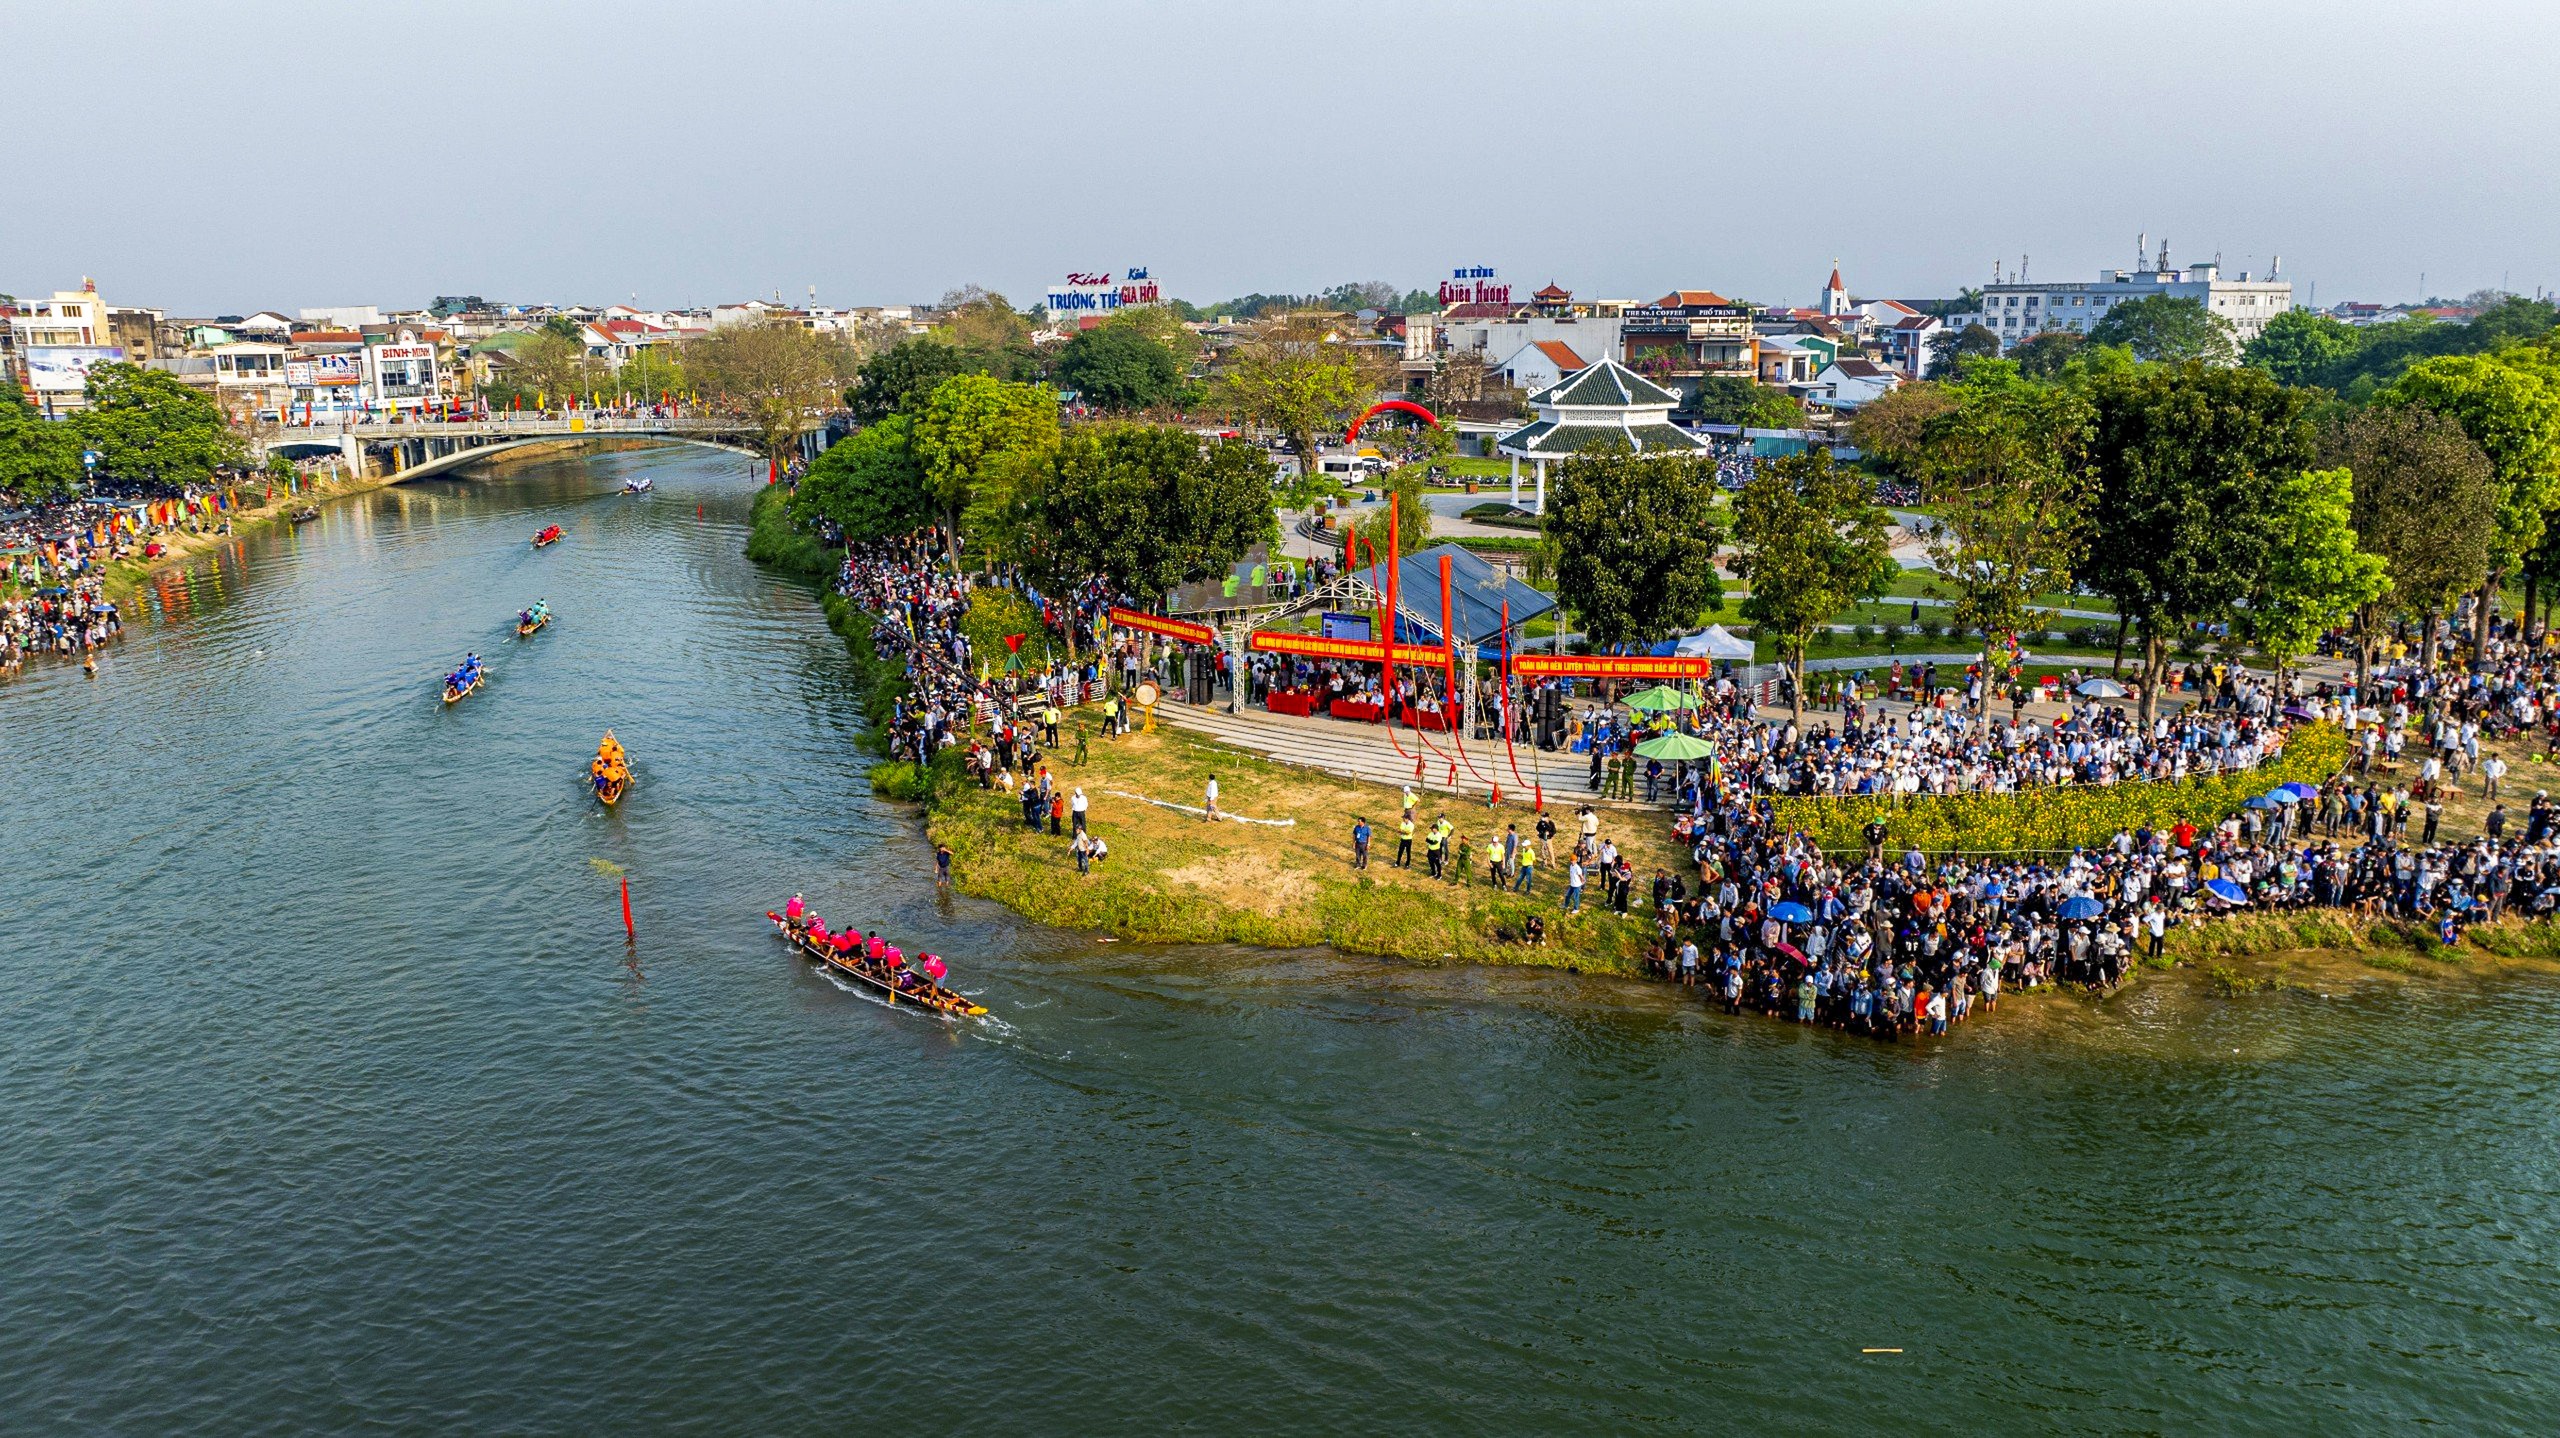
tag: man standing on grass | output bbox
[1351,818,1371,870]
[1204,775,1221,822]
[1395,815,1415,868]
[1563,858,1585,914]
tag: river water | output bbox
[6,448,2558,1433]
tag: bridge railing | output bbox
[288,416,745,440]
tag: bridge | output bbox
[261,416,833,482]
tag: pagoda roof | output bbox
[1527,357,1682,409]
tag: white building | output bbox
[364,341,442,412]
[1491,339,1593,396]
[1810,357,1899,410]
[1964,254,2291,355]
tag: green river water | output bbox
[4,448,2556,1434]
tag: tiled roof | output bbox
[1533,282,1572,300]
[1443,302,1522,321]
[1532,340,1588,371]
[1496,419,1711,456]
[1529,357,1682,409]
[1653,290,1734,309]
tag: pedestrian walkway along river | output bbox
[4,448,2557,1433]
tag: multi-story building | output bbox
[1963,251,2291,353]
[1619,290,1756,398]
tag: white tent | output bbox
[1672,626,1754,660]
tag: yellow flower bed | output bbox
[1772,724,2351,856]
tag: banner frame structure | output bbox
[1510,654,1718,682]
[1247,630,1451,668]
[1107,606,1217,646]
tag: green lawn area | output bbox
[1435,456,1514,480]
[1875,568,2118,615]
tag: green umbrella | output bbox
[1623,684,1700,713]
[1635,732,1717,761]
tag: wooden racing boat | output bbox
[517,611,550,638]
[766,912,987,1017]
[442,671,482,705]
[594,769,628,806]
[532,526,563,548]
[290,506,319,524]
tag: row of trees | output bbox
[0,365,250,501]
[1855,329,2560,716]
[790,369,1279,654]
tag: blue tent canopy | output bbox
[1353,542,1558,650]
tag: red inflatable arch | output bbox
[1344,399,1441,445]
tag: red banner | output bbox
[1107,607,1217,646]
[1511,654,1717,680]
[1249,631,1450,667]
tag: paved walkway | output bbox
[1152,694,1651,810]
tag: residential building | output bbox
[1492,339,1591,396]
[1809,356,1899,410]
[364,338,444,413]
[1619,290,1756,399]
[1439,283,1625,374]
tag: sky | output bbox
[7,0,2558,317]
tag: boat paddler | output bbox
[866,933,886,961]
[785,894,805,925]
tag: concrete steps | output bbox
[1151,697,1660,811]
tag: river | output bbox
[4,447,2556,1433]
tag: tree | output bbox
[2077,363,2318,720]
[908,373,1060,554]
[684,318,862,469]
[1847,381,1957,475]
[1352,464,1434,559]
[1927,323,2000,374]
[0,387,85,501]
[1545,446,1726,652]
[2379,352,2560,652]
[1728,449,1898,716]
[2322,405,2496,686]
[614,345,687,405]
[845,337,974,424]
[2237,465,2387,678]
[2243,309,2360,387]
[1055,322,1181,411]
[75,363,247,489]
[1913,377,2094,685]
[2008,331,2087,380]
[1686,374,1803,428]
[791,414,934,544]
[997,427,1277,658]
[936,286,1039,380]
[502,330,592,408]
[1210,312,1379,476]
[2087,294,2238,364]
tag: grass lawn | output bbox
[1875,568,2119,615]
[927,725,1683,972]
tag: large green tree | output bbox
[2087,294,2238,364]
[908,374,1060,555]
[935,286,1040,380]
[844,337,974,424]
[2237,465,2387,678]
[2008,330,2087,379]
[2243,308,2360,387]
[1728,449,1897,716]
[2077,362,2317,719]
[2379,352,2560,651]
[1055,322,1182,411]
[790,414,933,543]
[2322,405,2497,685]
[75,363,247,488]
[614,345,687,405]
[1686,374,1804,428]
[0,387,86,501]
[996,427,1277,658]
[683,318,861,467]
[1912,373,2094,682]
[1927,323,2000,373]
[1210,312,1380,476]
[1545,446,1726,652]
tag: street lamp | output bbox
[81,448,100,493]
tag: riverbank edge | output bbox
[80,467,390,611]
[742,491,2560,994]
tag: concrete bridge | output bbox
[262,416,833,482]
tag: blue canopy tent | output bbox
[1347,543,1558,658]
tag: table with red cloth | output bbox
[1398,705,1450,732]
[1329,698,1386,722]
[1266,691,1318,717]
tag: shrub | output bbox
[1776,723,2350,857]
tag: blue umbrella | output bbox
[2242,794,2277,809]
[2280,782,2320,799]
[2266,788,2302,805]
[1770,901,1813,924]
[2204,878,2248,904]
[2059,896,2105,920]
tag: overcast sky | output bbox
[8,0,2556,316]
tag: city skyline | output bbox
[7,0,2558,312]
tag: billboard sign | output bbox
[1045,267,1163,314]
[285,353,363,387]
[1436,266,1510,307]
[25,345,124,392]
